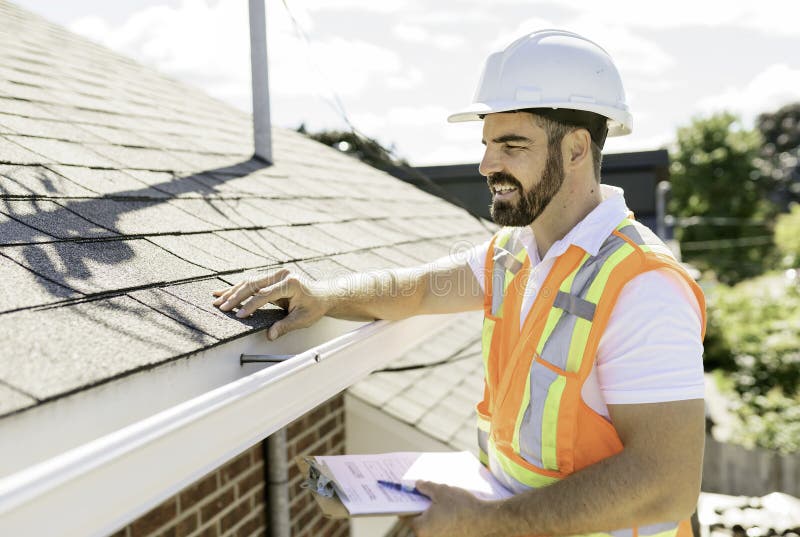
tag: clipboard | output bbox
[295,451,510,519]
[295,455,352,519]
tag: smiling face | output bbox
[479,112,565,227]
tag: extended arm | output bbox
[412,398,705,537]
[212,257,483,340]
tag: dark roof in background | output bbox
[0,0,490,418]
[395,149,671,223]
[349,310,484,451]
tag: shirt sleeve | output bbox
[595,269,705,405]
[464,237,492,294]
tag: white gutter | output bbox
[0,313,455,537]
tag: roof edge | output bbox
[0,313,458,537]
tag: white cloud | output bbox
[386,67,424,90]
[489,17,674,78]
[67,0,407,115]
[302,0,416,14]
[696,64,800,124]
[392,23,465,50]
[351,105,453,132]
[485,0,800,36]
[393,23,428,43]
[604,129,675,154]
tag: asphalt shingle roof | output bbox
[0,0,492,419]
[348,310,485,451]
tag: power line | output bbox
[667,215,771,227]
[679,235,774,251]
[278,0,494,231]
[375,350,481,373]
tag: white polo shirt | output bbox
[466,185,705,419]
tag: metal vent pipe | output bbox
[249,0,272,163]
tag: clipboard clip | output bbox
[300,457,336,498]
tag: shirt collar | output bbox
[523,184,630,262]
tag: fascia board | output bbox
[0,316,358,477]
[0,313,456,537]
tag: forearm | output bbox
[483,448,700,536]
[317,267,428,322]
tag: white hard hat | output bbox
[448,29,632,138]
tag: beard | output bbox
[488,145,564,227]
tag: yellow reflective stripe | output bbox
[541,375,567,471]
[511,379,531,454]
[584,243,635,304]
[478,448,489,466]
[496,229,513,249]
[481,317,495,370]
[560,252,591,292]
[615,218,635,231]
[477,414,490,432]
[491,441,560,488]
[536,308,563,354]
[489,438,560,488]
[503,269,514,292]
[566,317,592,373]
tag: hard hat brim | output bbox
[447,100,632,136]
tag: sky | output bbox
[14,0,800,166]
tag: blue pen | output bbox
[377,479,430,499]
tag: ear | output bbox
[562,128,591,170]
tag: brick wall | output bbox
[109,395,348,537]
[286,395,349,537]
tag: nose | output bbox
[479,146,502,178]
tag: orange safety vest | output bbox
[477,217,706,537]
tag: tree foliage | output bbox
[755,102,800,209]
[774,202,800,268]
[297,125,407,172]
[669,113,776,284]
[704,273,800,453]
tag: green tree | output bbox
[774,203,800,268]
[669,113,776,284]
[296,125,407,172]
[705,273,800,453]
[755,102,800,209]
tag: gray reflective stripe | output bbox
[638,522,679,536]
[569,233,627,296]
[616,223,644,243]
[505,233,522,257]
[618,221,661,247]
[487,448,534,495]
[495,248,524,274]
[610,530,634,537]
[539,308,576,370]
[619,222,676,257]
[491,256,506,315]
[552,291,596,321]
[477,428,488,455]
[518,360,558,468]
[489,230,528,316]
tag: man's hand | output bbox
[408,481,493,537]
[212,268,327,340]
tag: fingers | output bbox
[235,277,297,319]
[266,308,310,341]
[412,480,440,499]
[212,269,290,312]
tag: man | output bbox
[213,30,706,537]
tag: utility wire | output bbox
[375,350,481,373]
[679,235,774,251]
[279,0,494,232]
[667,215,771,227]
